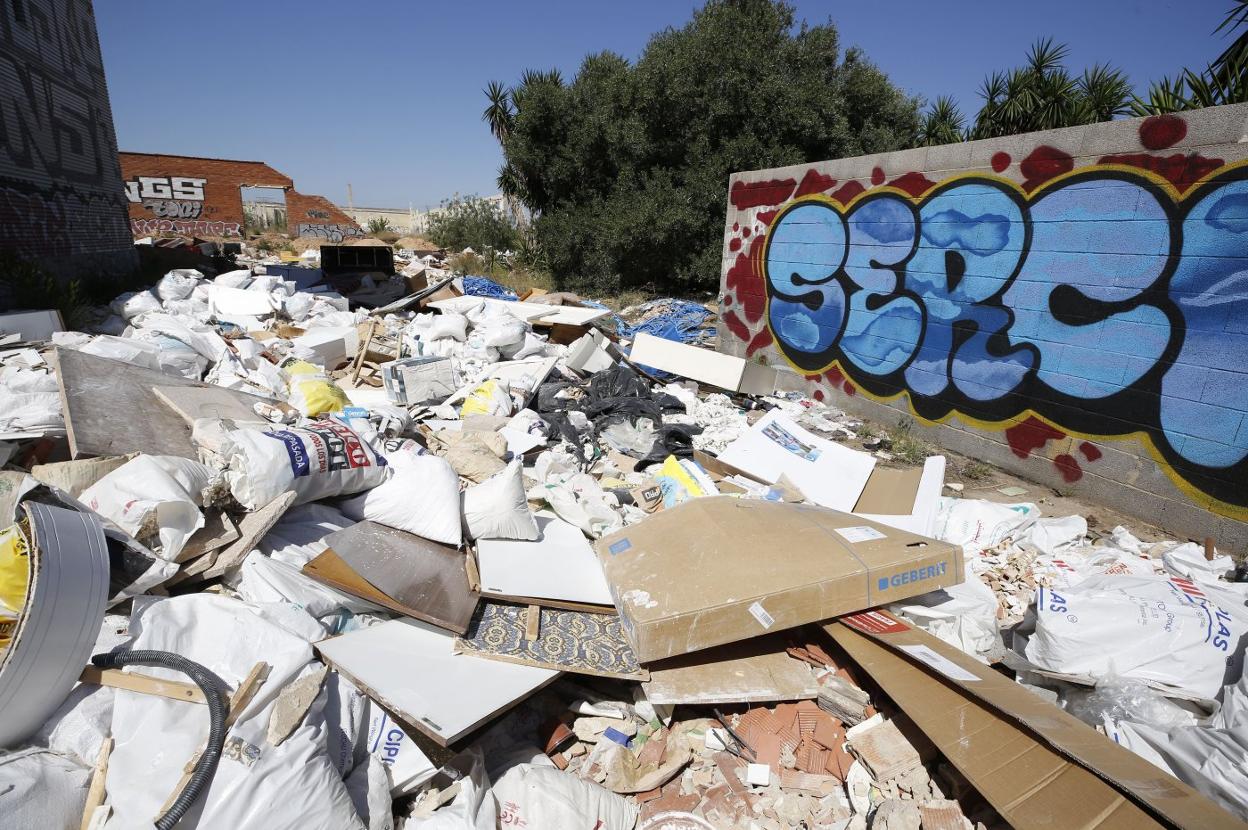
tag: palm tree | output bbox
[970,39,1132,139]
[482,80,514,141]
[920,96,966,146]
[1133,2,1248,114]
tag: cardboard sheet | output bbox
[827,611,1246,830]
[717,410,877,512]
[477,514,612,606]
[854,455,946,536]
[594,496,962,662]
[316,618,559,746]
[643,636,819,705]
[322,521,479,634]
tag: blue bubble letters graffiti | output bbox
[763,165,1248,512]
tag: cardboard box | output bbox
[827,611,1247,830]
[628,332,777,394]
[593,496,962,662]
[382,356,458,406]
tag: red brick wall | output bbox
[118,153,291,238]
[0,0,137,279]
[287,190,362,242]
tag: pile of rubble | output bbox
[1,255,1247,830]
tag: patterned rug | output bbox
[455,601,647,680]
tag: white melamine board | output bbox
[477,514,612,605]
[316,617,558,746]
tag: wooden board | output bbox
[316,618,559,746]
[319,521,478,635]
[152,385,277,426]
[185,492,296,583]
[303,547,426,617]
[53,344,270,456]
[642,636,820,705]
[454,601,646,680]
[53,347,204,458]
[476,514,613,607]
[174,510,239,564]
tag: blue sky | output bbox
[97,0,1230,210]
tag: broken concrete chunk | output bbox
[266,664,328,747]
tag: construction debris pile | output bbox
[2,256,1248,830]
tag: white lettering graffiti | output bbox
[123,176,206,203]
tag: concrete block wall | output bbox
[719,103,1248,549]
[119,153,292,238]
[0,0,137,280]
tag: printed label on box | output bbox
[749,601,775,629]
[835,526,887,543]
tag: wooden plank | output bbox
[320,521,479,635]
[79,665,206,704]
[173,510,239,564]
[79,736,112,830]
[152,385,279,426]
[154,662,269,824]
[524,605,541,642]
[189,491,296,583]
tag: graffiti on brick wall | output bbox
[296,222,362,242]
[124,175,207,219]
[130,218,242,237]
[723,116,1248,516]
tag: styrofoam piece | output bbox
[208,284,276,318]
[429,295,609,326]
[316,617,559,746]
[855,456,947,536]
[565,332,615,374]
[629,333,776,394]
[477,514,613,605]
[718,410,877,512]
[291,326,359,368]
[0,502,109,747]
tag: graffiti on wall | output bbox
[0,3,135,260]
[296,222,362,242]
[724,116,1248,516]
[124,175,207,219]
[131,218,241,237]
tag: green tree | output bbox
[919,96,966,146]
[425,195,520,254]
[366,217,393,234]
[968,39,1132,140]
[487,0,920,294]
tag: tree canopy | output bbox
[485,0,920,294]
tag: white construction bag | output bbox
[1022,573,1248,699]
[339,454,462,546]
[461,462,539,542]
[222,420,389,510]
[80,455,212,561]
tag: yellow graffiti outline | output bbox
[755,158,1248,519]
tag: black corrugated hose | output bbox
[91,648,230,829]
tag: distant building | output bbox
[119,152,363,243]
[0,0,138,281]
[343,194,527,239]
